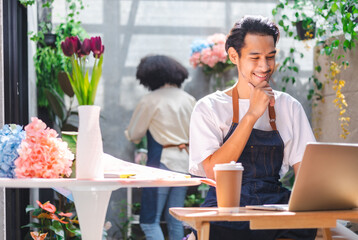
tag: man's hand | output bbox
[247,81,275,119]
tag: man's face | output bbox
[237,33,276,87]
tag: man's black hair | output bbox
[136,55,188,91]
[225,15,280,56]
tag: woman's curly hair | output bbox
[136,55,188,91]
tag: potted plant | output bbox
[272,0,358,139]
[26,0,87,132]
[23,200,81,240]
[131,202,141,222]
[296,17,316,40]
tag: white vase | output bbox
[76,105,103,179]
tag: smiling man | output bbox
[188,16,317,239]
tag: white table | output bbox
[0,177,201,240]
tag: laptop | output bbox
[246,142,358,212]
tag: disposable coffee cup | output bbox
[214,161,244,213]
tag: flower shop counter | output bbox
[0,154,201,240]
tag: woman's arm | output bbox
[125,98,154,144]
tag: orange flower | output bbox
[37,200,56,213]
[30,232,47,240]
[33,212,68,224]
[50,213,69,224]
[59,212,73,218]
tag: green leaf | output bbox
[66,222,81,235]
[25,205,35,213]
[278,20,284,27]
[343,39,350,49]
[283,56,290,65]
[82,70,90,104]
[49,221,65,237]
[32,208,42,216]
[283,76,289,83]
[58,71,74,97]
[272,8,277,16]
[315,65,322,73]
[44,88,67,121]
[332,39,340,48]
[291,77,296,84]
[314,78,323,90]
[89,55,104,105]
[62,133,77,154]
[21,222,43,229]
[331,3,338,13]
[325,47,332,55]
[292,66,299,73]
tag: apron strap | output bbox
[231,87,277,131]
[268,105,277,131]
[232,86,239,124]
[162,144,189,154]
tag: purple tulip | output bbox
[61,37,75,57]
[61,36,81,57]
[78,38,91,57]
[90,36,105,58]
[71,36,81,55]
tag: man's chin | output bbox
[249,79,270,87]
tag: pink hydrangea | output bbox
[14,117,74,178]
[212,43,228,63]
[200,48,218,68]
[207,33,227,45]
[189,52,201,68]
[189,33,230,71]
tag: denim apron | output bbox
[200,89,317,240]
[139,131,189,224]
[140,131,162,223]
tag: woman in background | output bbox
[125,55,196,240]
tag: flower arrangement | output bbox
[14,117,74,178]
[23,200,80,240]
[61,36,105,105]
[0,117,74,178]
[189,33,235,75]
[0,125,26,178]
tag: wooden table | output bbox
[170,207,358,240]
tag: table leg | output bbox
[196,222,210,240]
[72,190,112,240]
[322,228,333,240]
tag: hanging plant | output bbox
[272,0,358,139]
[295,18,316,40]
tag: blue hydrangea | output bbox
[190,40,211,55]
[0,124,25,178]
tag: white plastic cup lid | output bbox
[213,161,244,171]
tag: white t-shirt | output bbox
[189,90,315,177]
[125,86,196,173]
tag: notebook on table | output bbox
[246,142,358,212]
